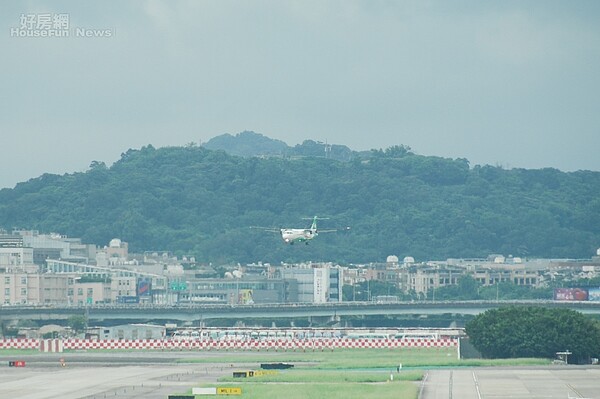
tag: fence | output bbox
[0,337,457,352]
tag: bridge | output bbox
[2,300,600,325]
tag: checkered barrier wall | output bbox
[0,338,39,349]
[0,337,457,351]
[161,338,457,350]
[63,339,167,350]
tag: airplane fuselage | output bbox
[280,228,316,244]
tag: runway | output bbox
[0,352,259,399]
[2,353,599,399]
[420,367,600,399]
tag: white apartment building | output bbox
[0,234,34,267]
[280,263,343,303]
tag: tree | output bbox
[434,276,481,300]
[1,143,599,264]
[466,306,600,363]
[68,315,88,335]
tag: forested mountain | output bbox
[203,131,289,157]
[0,143,599,264]
[204,131,356,161]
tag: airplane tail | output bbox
[302,216,328,231]
[310,216,318,231]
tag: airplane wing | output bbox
[318,226,351,233]
[250,226,281,233]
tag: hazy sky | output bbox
[1,1,599,189]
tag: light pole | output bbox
[496,283,499,301]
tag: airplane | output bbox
[253,216,349,245]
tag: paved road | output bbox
[420,367,600,399]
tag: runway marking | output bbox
[472,371,482,399]
[449,370,453,399]
[566,383,588,398]
[418,371,429,399]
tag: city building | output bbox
[86,323,165,339]
[0,234,34,268]
[178,277,296,305]
[15,230,96,265]
[45,259,168,304]
[2,229,599,306]
[280,262,343,303]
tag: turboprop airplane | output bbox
[253,216,349,245]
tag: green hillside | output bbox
[203,131,289,157]
[0,143,599,264]
[204,131,356,161]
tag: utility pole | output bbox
[496,283,499,301]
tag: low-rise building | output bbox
[179,277,296,305]
[86,323,165,340]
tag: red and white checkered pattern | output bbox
[0,339,38,350]
[0,337,457,351]
[64,339,168,350]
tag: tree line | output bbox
[466,306,600,364]
[0,143,599,264]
